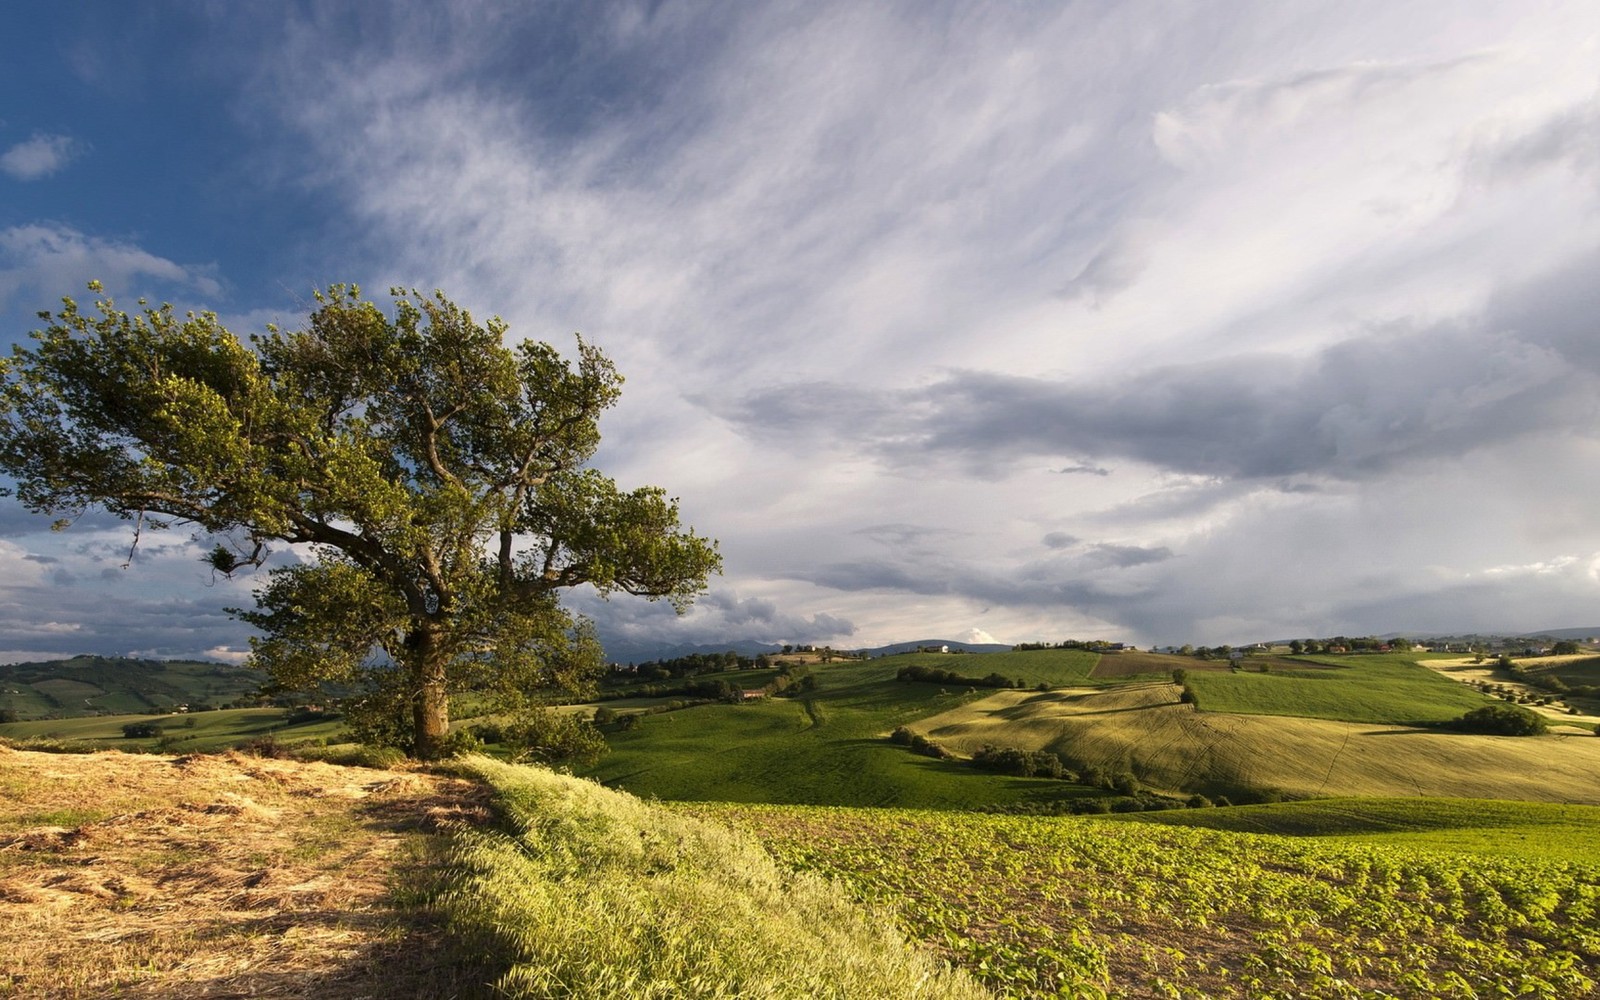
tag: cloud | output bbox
[0,133,82,180]
[719,312,1599,482]
[0,223,222,311]
[1085,543,1174,569]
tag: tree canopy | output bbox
[0,283,721,757]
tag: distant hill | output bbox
[0,656,264,720]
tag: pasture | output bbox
[581,660,1099,809]
[1183,652,1493,724]
[0,657,264,720]
[0,706,345,752]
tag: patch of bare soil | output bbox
[0,746,495,999]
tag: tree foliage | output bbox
[0,283,721,757]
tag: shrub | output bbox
[615,712,642,732]
[970,745,1067,778]
[122,722,165,738]
[592,706,618,726]
[1453,704,1549,736]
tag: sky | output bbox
[3,1,1600,663]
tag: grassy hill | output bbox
[1184,652,1496,723]
[904,680,1600,803]
[0,705,346,752]
[582,658,1101,810]
[0,656,265,720]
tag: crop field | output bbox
[909,683,1600,802]
[1183,653,1493,724]
[1088,650,1230,679]
[581,660,1099,809]
[1102,796,1600,865]
[700,802,1600,999]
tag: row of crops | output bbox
[698,803,1600,999]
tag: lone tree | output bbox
[0,284,721,758]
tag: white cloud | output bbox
[0,223,223,311]
[0,133,81,180]
[11,3,1600,658]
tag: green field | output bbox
[1184,652,1493,724]
[0,706,344,751]
[700,799,1600,999]
[580,659,1102,809]
[0,656,265,720]
[1103,796,1600,865]
[887,647,1103,686]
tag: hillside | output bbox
[0,657,264,720]
[9,746,1600,998]
[907,682,1600,802]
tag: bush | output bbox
[1453,703,1549,736]
[970,744,1067,779]
[122,722,165,739]
[501,709,609,767]
[592,705,618,726]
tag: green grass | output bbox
[0,706,345,751]
[1185,652,1495,724]
[581,659,1100,809]
[442,757,986,999]
[1102,796,1600,865]
[0,656,265,720]
[888,647,1102,687]
[700,800,1600,999]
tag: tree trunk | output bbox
[411,624,450,759]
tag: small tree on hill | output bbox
[0,284,721,758]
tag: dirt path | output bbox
[0,747,494,998]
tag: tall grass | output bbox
[441,756,987,999]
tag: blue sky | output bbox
[4,1,1600,662]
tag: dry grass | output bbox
[0,745,495,999]
[908,683,1600,802]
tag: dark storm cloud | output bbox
[1053,463,1110,476]
[1042,532,1078,549]
[0,585,242,659]
[573,586,858,660]
[720,313,1597,482]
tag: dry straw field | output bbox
[0,746,492,998]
